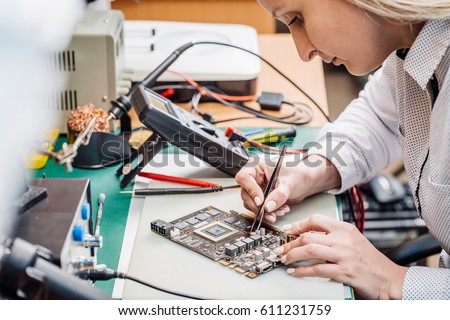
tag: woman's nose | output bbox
[292,29,317,62]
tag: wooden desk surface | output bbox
[130,33,329,128]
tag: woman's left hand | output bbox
[275,214,408,300]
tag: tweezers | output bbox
[250,144,288,232]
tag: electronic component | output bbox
[150,220,174,236]
[13,178,96,274]
[52,10,129,132]
[131,86,250,177]
[123,20,260,98]
[257,91,284,111]
[194,222,239,242]
[150,206,296,278]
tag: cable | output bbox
[350,186,361,231]
[201,85,312,125]
[355,185,366,233]
[348,185,366,233]
[191,90,301,124]
[167,69,256,102]
[282,100,313,123]
[345,189,357,225]
[77,268,210,300]
[168,69,314,125]
[191,41,330,122]
[129,184,241,196]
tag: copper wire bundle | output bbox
[67,103,110,133]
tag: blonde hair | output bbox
[347,0,450,22]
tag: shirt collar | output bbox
[403,19,450,89]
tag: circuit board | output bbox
[151,206,297,279]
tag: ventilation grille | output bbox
[47,90,78,111]
[46,50,76,72]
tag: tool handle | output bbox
[246,127,296,143]
[137,172,219,187]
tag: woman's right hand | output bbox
[235,154,341,223]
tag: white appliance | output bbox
[123,20,261,96]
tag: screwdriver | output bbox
[245,127,296,146]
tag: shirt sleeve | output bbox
[308,56,403,193]
[403,265,450,299]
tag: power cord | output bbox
[167,69,314,125]
[77,267,210,300]
[192,41,330,122]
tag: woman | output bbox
[236,0,450,299]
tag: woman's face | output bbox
[258,0,401,75]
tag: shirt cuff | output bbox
[402,266,450,299]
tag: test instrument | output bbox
[130,86,250,177]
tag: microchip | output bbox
[205,224,230,237]
[205,209,221,216]
[195,213,210,221]
[185,217,200,225]
[174,222,189,230]
[224,217,236,224]
[194,221,239,242]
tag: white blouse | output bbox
[309,19,450,299]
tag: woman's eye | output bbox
[288,14,304,26]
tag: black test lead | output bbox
[119,185,240,196]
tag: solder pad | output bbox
[150,206,296,278]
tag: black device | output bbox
[257,91,284,111]
[0,236,109,299]
[342,174,427,251]
[131,85,250,177]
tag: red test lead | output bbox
[137,172,219,188]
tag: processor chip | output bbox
[194,221,239,242]
[205,225,230,237]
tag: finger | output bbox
[273,204,290,217]
[282,214,340,235]
[264,182,291,213]
[240,188,259,213]
[279,232,333,255]
[286,262,340,280]
[281,205,291,215]
[282,244,340,265]
[235,166,265,207]
[264,212,276,224]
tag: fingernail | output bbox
[283,207,290,214]
[275,209,285,216]
[282,224,292,231]
[280,255,286,263]
[273,247,284,255]
[266,200,276,212]
[287,268,295,275]
[254,196,262,206]
[265,215,276,223]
